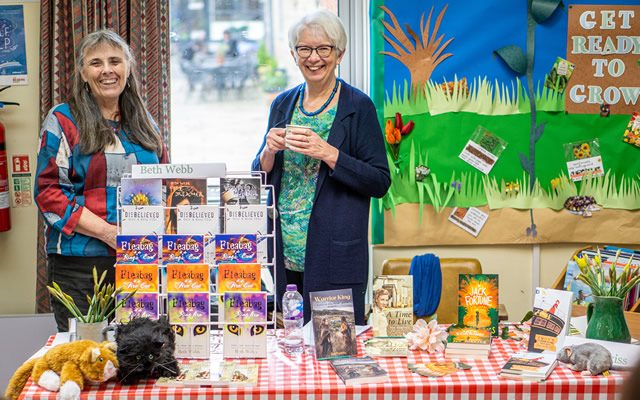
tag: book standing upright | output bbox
[500,287,573,382]
[527,287,573,353]
[223,291,267,358]
[115,235,160,323]
[371,275,413,338]
[458,274,499,336]
[309,288,358,360]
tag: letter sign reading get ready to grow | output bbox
[566,5,640,115]
[132,163,227,179]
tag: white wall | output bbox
[0,0,41,314]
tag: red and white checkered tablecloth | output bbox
[19,330,628,400]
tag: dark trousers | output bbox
[285,268,304,297]
[47,254,116,332]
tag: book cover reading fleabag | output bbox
[163,234,204,264]
[116,235,159,264]
[216,234,257,263]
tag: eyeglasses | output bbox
[295,45,335,58]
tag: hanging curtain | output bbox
[36,0,171,312]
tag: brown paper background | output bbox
[379,204,640,246]
[565,5,640,115]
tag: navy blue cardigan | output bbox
[251,81,391,325]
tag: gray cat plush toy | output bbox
[557,343,612,376]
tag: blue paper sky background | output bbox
[379,0,628,97]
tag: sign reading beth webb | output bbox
[566,5,640,115]
[131,163,226,178]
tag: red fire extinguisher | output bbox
[0,85,20,232]
[0,119,10,231]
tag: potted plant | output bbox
[574,249,640,343]
[47,267,136,341]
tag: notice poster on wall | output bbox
[0,5,27,85]
[448,207,489,237]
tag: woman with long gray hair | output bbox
[252,9,390,325]
[35,29,168,331]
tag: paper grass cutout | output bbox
[483,171,640,211]
[379,5,453,99]
[386,76,565,119]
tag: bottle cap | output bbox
[286,284,297,292]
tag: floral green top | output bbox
[278,103,338,272]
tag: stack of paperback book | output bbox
[499,287,573,382]
[445,327,492,359]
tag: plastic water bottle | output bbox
[282,284,304,355]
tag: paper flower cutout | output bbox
[512,321,531,349]
[550,177,569,191]
[404,319,448,353]
[505,181,519,196]
[415,165,431,182]
[385,112,415,163]
[526,223,537,238]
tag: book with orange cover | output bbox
[116,264,159,293]
[458,274,499,336]
[217,263,261,293]
[217,263,261,319]
[166,264,210,292]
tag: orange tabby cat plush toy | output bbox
[5,340,118,400]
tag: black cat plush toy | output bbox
[115,316,180,384]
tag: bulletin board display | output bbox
[370,0,640,245]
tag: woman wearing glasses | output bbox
[252,9,390,325]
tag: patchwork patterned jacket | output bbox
[35,103,169,256]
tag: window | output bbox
[169,0,342,170]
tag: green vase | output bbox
[586,296,630,343]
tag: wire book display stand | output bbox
[116,164,278,358]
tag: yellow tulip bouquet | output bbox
[574,249,640,298]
